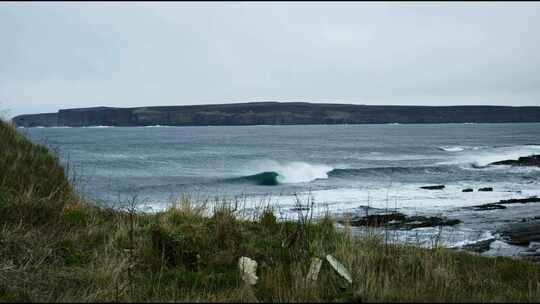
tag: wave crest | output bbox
[242,161,333,184]
[236,171,282,186]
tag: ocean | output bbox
[23,123,540,253]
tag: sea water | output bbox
[24,123,540,251]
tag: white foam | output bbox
[439,146,466,152]
[240,182,540,218]
[439,145,540,167]
[244,160,333,184]
[452,231,495,248]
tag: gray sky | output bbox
[2,2,540,117]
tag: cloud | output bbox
[1,2,540,116]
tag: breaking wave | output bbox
[234,161,333,185]
[232,171,283,186]
[231,163,453,186]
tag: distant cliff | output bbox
[12,102,540,127]
[13,112,59,127]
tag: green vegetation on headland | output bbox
[1,119,540,302]
[13,102,540,127]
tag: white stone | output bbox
[238,256,258,285]
[306,257,323,283]
[326,254,353,284]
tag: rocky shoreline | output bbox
[339,151,540,260]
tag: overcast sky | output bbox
[2,2,540,117]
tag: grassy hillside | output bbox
[1,119,540,302]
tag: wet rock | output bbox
[478,187,493,192]
[420,185,445,190]
[462,188,473,192]
[238,257,258,285]
[522,216,540,222]
[326,255,353,284]
[498,196,540,205]
[404,216,461,229]
[459,238,496,253]
[490,154,540,168]
[467,203,507,211]
[467,196,540,211]
[518,244,540,262]
[498,220,540,246]
[343,212,461,229]
[348,212,407,227]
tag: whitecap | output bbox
[438,146,466,152]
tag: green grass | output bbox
[1,119,540,302]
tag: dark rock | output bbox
[344,212,461,230]
[458,238,496,253]
[497,196,540,205]
[420,185,445,190]
[498,220,540,246]
[478,187,493,192]
[12,103,540,127]
[467,196,540,211]
[467,203,507,211]
[348,213,407,227]
[518,251,540,263]
[403,216,461,229]
[490,155,540,168]
[462,188,474,192]
[519,242,540,262]
[521,216,540,223]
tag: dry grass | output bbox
[1,119,540,302]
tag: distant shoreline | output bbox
[15,121,540,129]
[13,102,540,127]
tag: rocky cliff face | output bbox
[12,102,540,127]
[12,113,58,127]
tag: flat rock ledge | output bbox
[420,185,445,190]
[497,220,540,246]
[466,196,540,211]
[489,154,540,168]
[339,212,461,230]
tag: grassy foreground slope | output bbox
[1,119,540,302]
